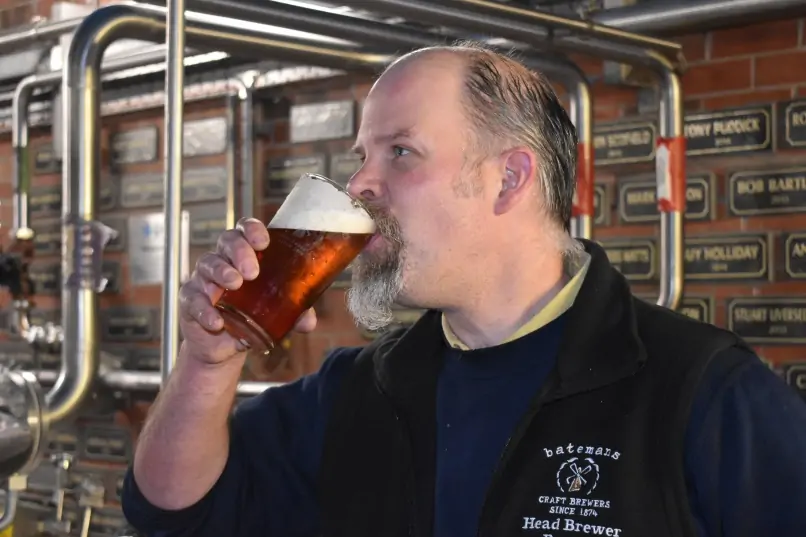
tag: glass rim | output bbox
[303,172,373,217]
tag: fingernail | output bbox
[242,262,259,279]
[223,267,239,282]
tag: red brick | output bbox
[701,88,793,109]
[592,83,638,108]
[682,58,752,95]
[566,53,604,77]
[711,20,799,59]
[755,49,806,87]
[675,34,707,63]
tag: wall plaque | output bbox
[683,234,770,281]
[593,184,609,226]
[183,117,228,157]
[784,363,806,400]
[32,143,59,175]
[679,296,715,325]
[29,262,60,295]
[329,151,362,186]
[100,306,156,342]
[593,121,656,165]
[728,167,806,217]
[110,126,159,164]
[290,100,355,143]
[785,232,806,278]
[100,215,128,252]
[29,186,61,219]
[81,425,131,462]
[33,221,61,255]
[727,297,806,344]
[127,348,160,371]
[617,173,714,224]
[264,155,327,201]
[183,167,227,203]
[127,211,190,286]
[99,177,118,212]
[120,173,163,209]
[46,428,79,455]
[101,260,121,294]
[776,99,806,150]
[89,509,126,535]
[598,239,657,281]
[684,106,772,156]
[0,341,33,366]
[188,204,227,246]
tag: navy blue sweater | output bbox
[122,314,806,537]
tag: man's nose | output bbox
[346,165,382,203]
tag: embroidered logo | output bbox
[556,457,599,495]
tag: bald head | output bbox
[372,41,578,230]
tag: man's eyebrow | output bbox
[351,128,416,154]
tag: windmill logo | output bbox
[556,457,600,495]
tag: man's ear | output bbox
[493,147,537,215]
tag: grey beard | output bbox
[346,252,404,331]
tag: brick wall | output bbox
[3,15,805,384]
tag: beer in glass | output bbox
[215,173,375,355]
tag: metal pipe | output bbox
[236,75,255,220]
[51,2,390,425]
[34,369,279,395]
[592,0,806,37]
[335,0,682,67]
[0,487,18,531]
[161,0,187,385]
[12,48,173,244]
[0,18,83,53]
[182,0,595,238]
[347,0,685,310]
[224,91,237,228]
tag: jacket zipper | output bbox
[475,374,560,537]
[375,378,417,537]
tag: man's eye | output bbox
[393,146,410,157]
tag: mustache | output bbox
[366,205,403,246]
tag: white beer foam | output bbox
[269,174,376,234]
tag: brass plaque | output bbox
[120,173,163,208]
[100,306,156,342]
[593,121,656,165]
[727,297,806,344]
[29,186,61,219]
[188,204,227,247]
[598,239,657,281]
[329,151,362,186]
[264,155,327,201]
[29,262,60,295]
[183,117,228,157]
[183,166,227,203]
[110,126,159,164]
[81,425,131,462]
[32,142,59,175]
[679,296,715,325]
[100,215,128,252]
[776,99,806,149]
[593,184,609,226]
[784,363,806,400]
[684,234,770,281]
[617,173,714,224]
[684,105,772,156]
[290,100,355,143]
[784,232,806,278]
[101,260,122,294]
[728,167,806,217]
[127,348,160,371]
[99,176,118,212]
[46,428,79,455]
[32,221,61,255]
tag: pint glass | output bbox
[215,173,375,355]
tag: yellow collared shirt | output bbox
[442,249,591,350]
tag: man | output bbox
[122,41,806,537]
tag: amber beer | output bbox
[215,173,375,355]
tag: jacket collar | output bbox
[372,238,646,403]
